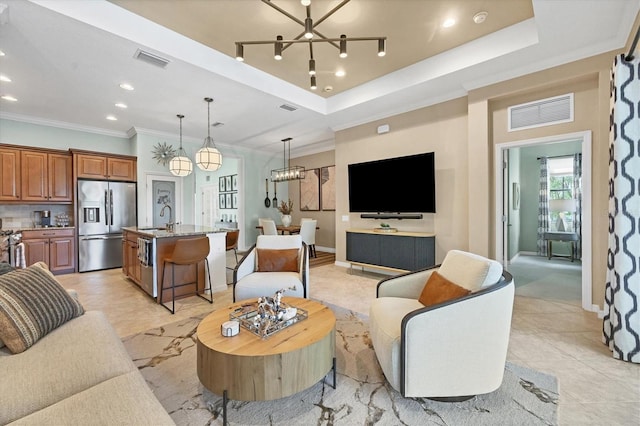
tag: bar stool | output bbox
[160,237,213,314]
[225,229,240,268]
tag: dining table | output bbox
[256,225,319,235]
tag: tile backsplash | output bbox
[0,205,74,230]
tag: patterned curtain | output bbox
[573,153,582,259]
[603,54,640,363]
[536,157,549,256]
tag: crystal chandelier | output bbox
[169,114,193,177]
[195,97,222,171]
[271,138,305,182]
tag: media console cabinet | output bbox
[346,228,435,272]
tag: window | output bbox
[548,157,575,231]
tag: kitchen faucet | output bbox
[159,204,174,231]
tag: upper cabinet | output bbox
[0,147,21,201]
[75,153,136,182]
[0,145,72,203]
[20,151,73,202]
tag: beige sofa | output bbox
[0,309,174,425]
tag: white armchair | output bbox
[369,250,514,400]
[233,235,309,302]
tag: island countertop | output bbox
[122,225,226,238]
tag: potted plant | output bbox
[277,199,294,227]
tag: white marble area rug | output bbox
[123,304,558,425]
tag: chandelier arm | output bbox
[240,37,382,45]
[261,0,304,27]
[314,0,351,27]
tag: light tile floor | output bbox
[55,253,640,425]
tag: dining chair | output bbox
[258,218,278,235]
[299,219,317,258]
[225,229,240,267]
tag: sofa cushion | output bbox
[0,311,138,424]
[257,248,299,272]
[437,250,503,292]
[418,271,470,306]
[12,370,174,426]
[234,272,304,301]
[0,262,84,354]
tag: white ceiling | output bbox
[0,0,637,157]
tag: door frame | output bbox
[494,130,593,312]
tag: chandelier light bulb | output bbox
[339,34,347,58]
[301,0,311,6]
[304,17,313,39]
[310,75,317,90]
[235,44,244,61]
[378,38,386,57]
[309,58,316,75]
[274,35,283,60]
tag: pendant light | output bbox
[169,114,193,177]
[195,97,223,171]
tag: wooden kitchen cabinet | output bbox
[0,147,21,200]
[22,228,75,274]
[122,231,141,284]
[75,153,136,181]
[20,151,71,202]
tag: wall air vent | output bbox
[133,49,170,69]
[212,122,224,127]
[508,93,573,132]
[279,104,297,112]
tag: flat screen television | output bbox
[348,152,436,213]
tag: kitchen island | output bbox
[122,225,227,303]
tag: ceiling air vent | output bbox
[508,93,573,132]
[279,104,297,112]
[133,49,170,69]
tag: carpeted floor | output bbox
[123,303,558,425]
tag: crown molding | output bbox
[0,112,129,138]
[127,126,232,149]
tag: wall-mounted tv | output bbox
[348,152,436,214]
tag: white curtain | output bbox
[603,54,640,363]
[536,157,549,256]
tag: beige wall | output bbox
[287,150,336,250]
[334,50,620,309]
[335,97,470,264]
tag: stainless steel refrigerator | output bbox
[78,180,137,272]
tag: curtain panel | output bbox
[603,54,640,363]
[537,157,549,256]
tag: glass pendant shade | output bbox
[196,137,222,171]
[169,152,193,177]
[197,97,223,171]
[169,114,193,177]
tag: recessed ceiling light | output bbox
[335,70,346,77]
[106,115,118,121]
[119,83,134,91]
[0,75,11,82]
[473,11,488,24]
[115,103,127,109]
[0,50,5,57]
[1,95,17,101]
[442,18,456,28]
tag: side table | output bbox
[544,231,579,262]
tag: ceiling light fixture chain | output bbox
[195,97,223,171]
[235,0,386,90]
[270,137,306,182]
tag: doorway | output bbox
[494,131,593,312]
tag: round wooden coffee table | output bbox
[197,297,336,408]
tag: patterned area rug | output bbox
[123,304,558,425]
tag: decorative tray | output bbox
[374,227,398,233]
[230,302,308,338]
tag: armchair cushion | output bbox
[418,271,470,306]
[438,249,503,292]
[257,248,299,272]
